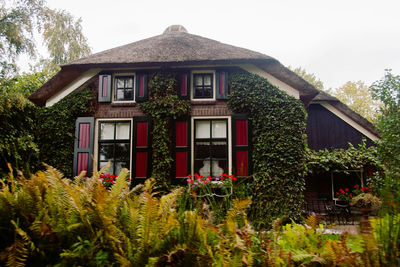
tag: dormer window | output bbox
[115,76,134,101]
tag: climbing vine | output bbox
[228,71,308,228]
[36,87,94,176]
[139,72,191,188]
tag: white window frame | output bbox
[112,72,136,103]
[191,116,232,175]
[191,70,216,101]
[331,170,365,201]
[93,118,133,174]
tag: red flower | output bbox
[350,194,352,197]
[100,174,105,178]
[232,177,237,181]
[188,174,192,178]
[354,184,359,188]
[386,200,390,203]
[391,202,395,206]
[204,182,208,185]
[111,174,115,178]
[207,176,212,180]
[345,188,349,192]
[106,174,111,178]
[336,192,339,195]
[105,179,109,182]
[365,187,369,190]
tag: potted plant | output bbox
[351,193,381,233]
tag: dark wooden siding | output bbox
[306,104,374,150]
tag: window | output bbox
[98,121,131,175]
[194,119,228,177]
[114,76,134,101]
[331,171,364,200]
[193,73,214,99]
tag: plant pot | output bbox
[359,206,372,234]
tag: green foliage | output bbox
[0,71,50,97]
[36,88,93,177]
[0,91,39,177]
[0,0,91,76]
[227,71,308,228]
[139,72,191,188]
[305,141,381,174]
[0,164,396,266]
[290,66,325,90]
[371,71,400,202]
[371,212,400,266]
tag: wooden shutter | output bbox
[132,117,151,182]
[73,117,94,176]
[173,118,191,180]
[216,71,228,99]
[232,114,251,177]
[178,72,190,99]
[135,73,148,102]
[98,74,112,102]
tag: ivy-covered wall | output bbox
[36,87,94,177]
[139,72,191,189]
[228,71,308,228]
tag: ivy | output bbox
[305,141,381,174]
[36,87,93,177]
[228,71,308,228]
[139,72,191,188]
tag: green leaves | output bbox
[228,71,307,228]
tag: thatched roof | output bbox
[65,25,275,66]
[29,25,320,105]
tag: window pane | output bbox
[196,159,210,177]
[124,89,133,100]
[212,120,227,138]
[196,121,210,138]
[195,75,203,86]
[116,89,124,100]
[126,77,133,88]
[116,78,125,88]
[115,143,130,161]
[116,123,130,139]
[115,161,129,176]
[99,161,114,175]
[100,123,114,140]
[211,141,227,159]
[212,160,226,177]
[195,141,211,159]
[204,75,212,85]
[99,144,114,161]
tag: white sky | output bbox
[38,0,400,89]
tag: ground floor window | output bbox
[194,119,228,177]
[331,170,364,200]
[98,121,131,175]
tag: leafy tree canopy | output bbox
[333,81,380,123]
[290,66,324,90]
[0,0,90,78]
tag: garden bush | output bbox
[0,166,395,266]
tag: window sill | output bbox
[111,102,137,107]
[191,100,218,105]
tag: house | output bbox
[28,25,379,200]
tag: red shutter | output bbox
[178,72,190,99]
[135,73,148,102]
[174,118,191,179]
[98,74,111,102]
[216,71,228,99]
[73,117,94,176]
[232,115,251,177]
[132,117,151,181]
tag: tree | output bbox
[0,0,90,76]
[332,81,380,123]
[370,70,400,201]
[290,66,324,90]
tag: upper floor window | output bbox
[192,72,214,100]
[114,76,134,101]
